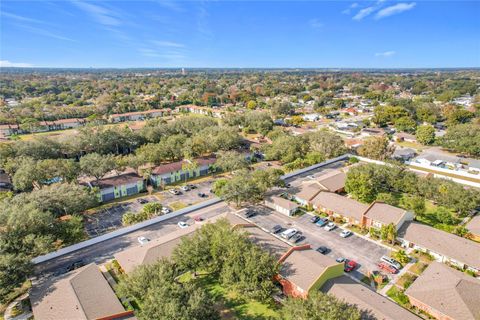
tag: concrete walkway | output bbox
[4,293,32,320]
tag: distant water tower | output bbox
[181,68,186,75]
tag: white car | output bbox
[180,185,190,191]
[169,189,180,195]
[137,236,150,245]
[161,207,171,214]
[340,229,352,238]
[280,228,298,239]
[177,221,188,229]
[307,175,315,179]
[324,222,336,231]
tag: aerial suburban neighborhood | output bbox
[1,1,480,320]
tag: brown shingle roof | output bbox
[114,223,201,273]
[405,262,480,320]
[295,183,323,202]
[316,170,346,192]
[311,192,369,222]
[398,221,480,269]
[151,160,185,175]
[30,264,127,320]
[466,215,480,236]
[363,202,409,226]
[91,172,143,189]
[115,213,239,273]
[279,249,340,292]
[323,276,420,320]
[266,196,299,211]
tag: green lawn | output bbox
[386,286,410,307]
[181,272,280,320]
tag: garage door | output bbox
[102,192,115,202]
[126,185,138,196]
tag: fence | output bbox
[32,197,222,265]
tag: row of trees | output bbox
[345,163,480,216]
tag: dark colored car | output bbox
[316,246,329,254]
[197,192,207,198]
[344,260,357,272]
[66,260,85,272]
[187,184,197,189]
[315,218,328,227]
[244,210,256,218]
[194,216,204,222]
[310,216,320,223]
[271,225,283,234]
[290,233,305,244]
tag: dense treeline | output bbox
[0,183,97,302]
[345,163,480,216]
[0,116,248,191]
[1,70,478,124]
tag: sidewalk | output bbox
[4,293,32,320]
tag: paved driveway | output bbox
[243,205,391,281]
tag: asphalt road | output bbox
[34,201,232,276]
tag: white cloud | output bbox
[1,11,46,24]
[375,51,396,57]
[0,60,33,67]
[342,3,359,14]
[309,19,323,29]
[152,40,185,48]
[71,1,122,26]
[353,6,376,20]
[375,2,416,19]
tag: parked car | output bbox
[169,189,181,195]
[66,260,85,272]
[315,218,328,227]
[197,192,207,198]
[187,184,196,189]
[281,228,298,239]
[310,216,320,223]
[290,232,305,244]
[271,225,283,234]
[244,210,257,218]
[344,260,357,272]
[177,221,189,229]
[324,222,336,231]
[161,207,171,214]
[137,236,150,245]
[381,255,402,270]
[339,229,352,238]
[378,262,398,274]
[180,185,190,192]
[137,198,148,204]
[316,246,329,254]
[307,175,315,179]
[336,257,346,263]
[194,216,204,222]
[285,183,292,188]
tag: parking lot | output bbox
[84,179,215,237]
[242,205,391,281]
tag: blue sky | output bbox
[1,1,479,68]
